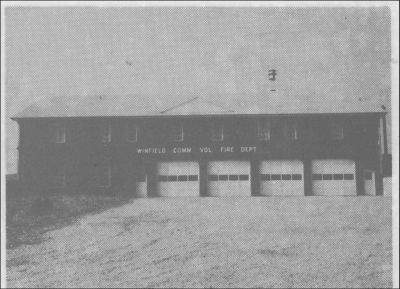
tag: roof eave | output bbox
[10,111,387,120]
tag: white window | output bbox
[101,123,111,143]
[55,125,66,143]
[331,122,344,140]
[169,124,184,142]
[210,124,224,142]
[54,165,66,187]
[125,123,138,142]
[284,121,298,140]
[95,166,111,188]
[257,120,271,141]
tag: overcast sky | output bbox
[5,6,392,172]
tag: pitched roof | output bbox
[159,97,235,115]
[12,94,387,119]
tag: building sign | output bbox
[136,146,257,155]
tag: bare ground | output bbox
[6,197,392,288]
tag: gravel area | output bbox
[7,196,392,288]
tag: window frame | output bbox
[188,175,198,181]
[343,173,354,180]
[239,174,249,181]
[257,120,271,141]
[125,123,138,143]
[178,175,188,182]
[208,174,218,181]
[292,174,302,180]
[260,174,271,181]
[229,175,239,181]
[284,120,298,141]
[312,174,323,180]
[331,122,345,140]
[210,124,224,142]
[168,123,184,142]
[333,174,344,180]
[101,123,112,143]
[271,174,281,180]
[158,175,168,182]
[218,174,228,181]
[167,175,178,182]
[54,125,66,144]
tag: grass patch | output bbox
[7,255,32,268]
[6,177,133,249]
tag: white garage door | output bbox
[207,161,251,197]
[312,159,356,196]
[259,160,304,196]
[156,162,199,197]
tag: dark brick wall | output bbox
[16,114,384,194]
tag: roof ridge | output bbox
[159,96,237,114]
[203,99,235,113]
[159,97,200,114]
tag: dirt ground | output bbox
[6,197,392,288]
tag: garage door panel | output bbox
[312,180,355,196]
[208,161,250,175]
[259,161,304,196]
[260,160,304,174]
[158,162,199,175]
[312,159,356,196]
[312,160,355,173]
[157,181,199,197]
[157,162,199,197]
[207,161,251,197]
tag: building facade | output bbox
[12,96,389,197]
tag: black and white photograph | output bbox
[1,1,398,288]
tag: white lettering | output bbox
[137,147,166,154]
[173,147,192,153]
[200,147,213,153]
[221,146,234,153]
[241,146,257,153]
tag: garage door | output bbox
[156,162,199,197]
[259,160,304,196]
[312,159,356,196]
[207,161,251,197]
